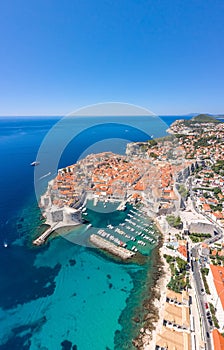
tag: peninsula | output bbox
[34,115,224,350]
[36,141,198,256]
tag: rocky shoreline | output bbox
[132,224,170,349]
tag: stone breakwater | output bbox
[89,234,135,260]
[32,222,80,246]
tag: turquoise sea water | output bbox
[0,115,189,350]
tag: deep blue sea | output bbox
[0,115,190,350]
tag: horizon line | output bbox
[0,113,223,118]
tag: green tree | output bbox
[166,215,183,229]
[148,139,157,147]
[176,257,187,272]
[149,152,158,159]
[214,187,221,195]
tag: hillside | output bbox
[182,114,220,126]
[192,114,219,123]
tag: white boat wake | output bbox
[39,172,51,180]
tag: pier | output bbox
[33,226,54,246]
[89,234,135,260]
[117,200,126,211]
[33,223,58,246]
[93,197,98,206]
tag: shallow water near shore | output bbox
[0,115,184,349]
[0,201,157,350]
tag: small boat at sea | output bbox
[30,161,40,166]
[3,241,8,248]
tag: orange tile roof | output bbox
[178,245,187,258]
[203,203,211,211]
[210,265,224,309]
[134,181,145,191]
[212,249,224,257]
[212,329,224,350]
[132,193,140,199]
[106,188,113,195]
[201,243,208,248]
[213,212,223,219]
[211,249,217,256]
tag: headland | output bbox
[36,144,199,257]
[33,115,224,350]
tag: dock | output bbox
[93,197,98,206]
[89,234,135,260]
[117,200,126,211]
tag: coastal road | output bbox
[191,247,212,350]
[186,175,224,350]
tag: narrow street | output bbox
[191,246,212,350]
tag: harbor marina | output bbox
[83,200,160,258]
[33,196,159,260]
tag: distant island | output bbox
[186,113,220,124]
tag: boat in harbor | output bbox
[107,224,114,229]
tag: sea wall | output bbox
[89,234,135,260]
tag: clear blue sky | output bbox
[0,0,224,115]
